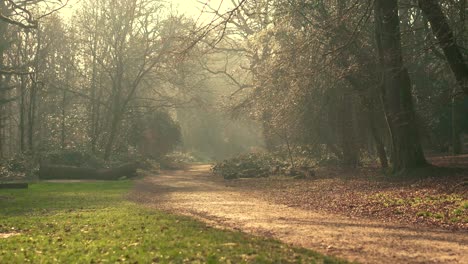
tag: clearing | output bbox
[0,181,342,263]
[131,165,468,264]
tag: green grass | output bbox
[0,182,345,263]
[371,192,468,224]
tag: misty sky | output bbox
[61,0,233,23]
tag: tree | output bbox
[0,0,69,155]
[417,0,468,155]
[418,0,468,97]
[204,0,387,167]
[374,0,427,172]
[76,0,179,160]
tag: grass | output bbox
[0,181,345,263]
[371,192,468,224]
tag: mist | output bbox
[0,1,467,262]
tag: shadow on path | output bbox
[129,165,468,264]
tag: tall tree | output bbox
[77,0,173,159]
[418,0,468,96]
[374,0,427,172]
[418,0,468,155]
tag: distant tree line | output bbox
[1,0,467,174]
[0,0,207,162]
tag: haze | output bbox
[0,0,467,263]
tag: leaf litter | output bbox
[131,164,468,264]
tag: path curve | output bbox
[130,165,468,264]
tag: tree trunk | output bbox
[374,0,427,172]
[0,55,4,159]
[103,110,122,160]
[89,16,100,154]
[418,0,468,96]
[61,89,66,150]
[91,75,103,154]
[367,109,389,168]
[28,30,41,152]
[19,75,26,152]
[339,94,359,168]
[0,1,7,158]
[28,75,37,152]
[452,96,463,155]
[451,0,467,155]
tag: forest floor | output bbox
[131,160,468,264]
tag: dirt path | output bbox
[130,165,468,264]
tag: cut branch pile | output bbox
[212,153,315,180]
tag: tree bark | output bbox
[89,8,100,154]
[374,0,427,172]
[103,110,122,160]
[418,0,468,96]
[368,109,389,168]
[28,29,41,152]
[0,0,8,158]
[19,74,26,152]
[61,88,66,150]
[339,94,359,168]
[452,92,463,155]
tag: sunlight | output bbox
[0,0,467,263]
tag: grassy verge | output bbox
[0,182,345,263]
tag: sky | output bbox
[170,0,234,24]
[60,0,233,24]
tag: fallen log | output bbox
[38,163,137,180]
[0,183,28,189]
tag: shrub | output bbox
[0,154,37,181]
[132,111,181,160]
[212,153,288,180]
[44,150,104,168]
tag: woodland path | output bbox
[130,165,468,264]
